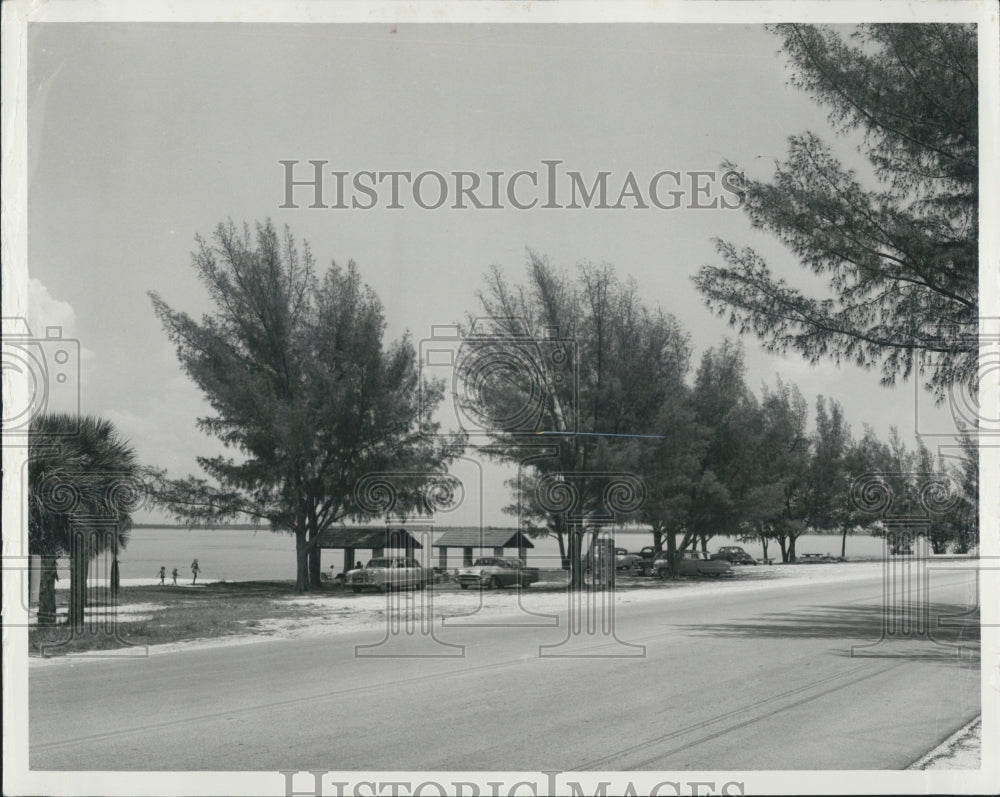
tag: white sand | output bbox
[259,561,889,638]
[908,717,982,769]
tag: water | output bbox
[109,527,298,583]
[83,527,887,583]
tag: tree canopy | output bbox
[29,413,145,629]
[694,23,978,401]
[467,254,690,587]
[150,220,456,591]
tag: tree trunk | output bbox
[308,542,322,589]
[760,535,769,562]
[111,557,121,598]
[777,536,788,563]
[568,525,585,591]
[840,528,848,559]
[68,541,88,632]
[556,529,568,570]
[306,507,322,589]
[787,535,797,562]
[38,555,59,625]
[665,528,678,579]
[583,529,597,563]
[295,531,310,592]
[652,528,663,552]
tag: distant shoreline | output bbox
[131,523,273,531]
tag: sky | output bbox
[24,22,970,525]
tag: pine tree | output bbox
[694,24,977,400]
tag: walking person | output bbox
[191,558,200,585]
[171,567,178,586]
[158,566,166,586]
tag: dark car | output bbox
[614,548,644,571]
[712,546,758,566]
[652,550,734,578]
[635,546,660,576]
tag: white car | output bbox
[456,557,539,590]
[346,556,428,593]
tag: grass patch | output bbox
[29,581,324,657]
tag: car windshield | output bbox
[473,558,494,567]
[367,559,393,568]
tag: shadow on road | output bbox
[673,602,980,660]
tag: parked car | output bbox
[712,546,758,565]
[653,550,734,578]
[346,556,428,593]
[456,557,539,590]
[614,548,644,571]
[635,546,660,576]
[636,547,689,576]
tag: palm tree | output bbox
[29,414,143,631]
[29,414,79,625]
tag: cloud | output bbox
[28,277,77,337]
[21,278,96,417]
[26,277,96,365]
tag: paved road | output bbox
[30,570,980,770]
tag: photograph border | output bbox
[3,2,997,795]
